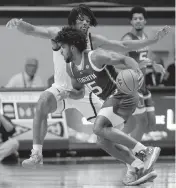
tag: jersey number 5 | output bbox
[87,81,102,95]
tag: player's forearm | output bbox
[122,39,155,52]
[16,21,35,34]
[123,56,139,70]
[68,88,85,100]
[16,21,52,39]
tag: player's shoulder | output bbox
[90,33,108,48]
[121,32,133,41]
[90,48,109,67]
[91,48,105,58]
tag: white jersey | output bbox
[52,50,72,91]
[52,30,92,91]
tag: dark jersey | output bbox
[122,32,150,95]
[122,32,149,71]
[70,50,117,100]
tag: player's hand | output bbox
[153,25,171,42]
[139,58,152,69]
[6,18,23,29]
[59,90,70,100]
[153,63,166,76]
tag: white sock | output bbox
[131,158,144,169]
[33,144,43,155]
[132,142,147,155]
[126,164,135,172]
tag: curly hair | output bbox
[129,6,147,20]
[68,4,97,26]
[55,26,87,53]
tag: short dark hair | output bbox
[129,6,147,20]
[55,26,87,53]
[68,4,98,26]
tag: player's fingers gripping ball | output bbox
[116,69,144,95]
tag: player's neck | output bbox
[131,28,144,38]
[72,52,83,66]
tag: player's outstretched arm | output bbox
[6,18,59,39]
[91,49,143,87]
[91,48,139,70]
[92,25,171,53]
[65,64,85,100]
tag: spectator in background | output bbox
[0,113,19,163]
[163,62,175,86]
[6,58,44,88]
[145,55,165,86]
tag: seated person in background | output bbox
[0,113,19,163]
[6,58,44,88]
[145,56,165,86]
[163,62,175,86]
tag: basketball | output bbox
[116,69,139,95]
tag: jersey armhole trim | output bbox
[88,51,105,72]
[69,62,74,76]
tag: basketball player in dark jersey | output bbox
[121,6,167,183]
[55,26,162,185]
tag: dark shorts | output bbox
[97,91,138,127]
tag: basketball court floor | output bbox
[0,156,175,188]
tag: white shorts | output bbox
[46,85,103,120]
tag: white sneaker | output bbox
[22,149,43,168]
[123,167,157,186]
[122,170,137,185]
[143,147,161,170]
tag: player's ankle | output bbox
[131,142,147,155]
[33,144,43,155]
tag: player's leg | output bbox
[122,97,149,183]
[144,91,156,132]
[123,92,148,141]
[93,94,160,185]
[93,94,145,150]
[97,136,139,164]
[22,85,65,168]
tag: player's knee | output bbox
[37,91,57,115]
[93,116,109,136]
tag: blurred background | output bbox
[0,0,175,158]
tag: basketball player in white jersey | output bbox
[6,4,170,175]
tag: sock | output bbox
[131,158,144,170]
[33,144,43,155]
[131,142,147,155]
[126,164,135,172]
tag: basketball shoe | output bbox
[123,146,160,185]
[22,149,43,168]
